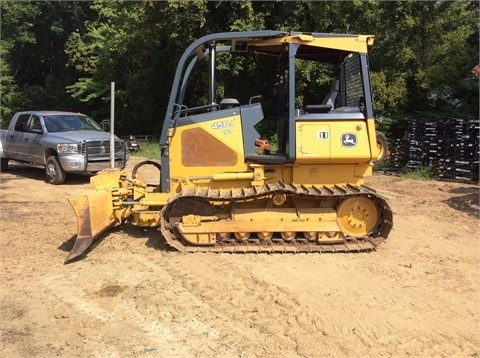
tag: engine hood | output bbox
[48,131,122,143]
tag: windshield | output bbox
[44,114,103,132]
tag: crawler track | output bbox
[160,181,393,253]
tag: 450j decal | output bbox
[211,120,234,130]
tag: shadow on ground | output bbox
[2,162,93,185]
[443,187,479,219]
[58,224,174,264]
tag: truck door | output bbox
[22,115,44,164]
[7,114,31,161]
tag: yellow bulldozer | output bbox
[66,30,393,263]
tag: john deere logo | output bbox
[341,133,357,147]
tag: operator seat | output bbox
[304,79,339,113]
[322,79,339,109]
[220,98,240,109]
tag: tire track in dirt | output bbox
[34,248,286,357]
[160,253,354,357]
[180,250,479,357]
[2,162,479,357]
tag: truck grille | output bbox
[78,140,124,156]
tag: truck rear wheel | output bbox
[46,155,66,185]
[0,158,8,172]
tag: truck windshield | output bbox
[44,115,103,132]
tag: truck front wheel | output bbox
[46,155,66,185]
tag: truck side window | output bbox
[14,114,30,132]
[29,116,42,132]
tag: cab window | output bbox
[29,116,42,132]
[14,114,30,132]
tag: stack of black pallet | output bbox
[452,118,479,182]
[406,118,430,171]
[389,138,410,171]
[435,119,457,181]
[393,117,479,183]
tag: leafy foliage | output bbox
[404,165,436,181]
[134,140,161,161]
[1,0,478,138]
[0,1,88,124]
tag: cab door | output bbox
[7,114,31,161]
[22,115,45,164]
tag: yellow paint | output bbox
[168,113,249,191]
[250,34,374,54]
[296,120,373,164]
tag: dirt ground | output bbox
[1,157,479,358]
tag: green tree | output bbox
[0,1,39,122]
[371,0,478,118]
[1,1,91,123]
[65,0,208,135]
[2,0,477,138]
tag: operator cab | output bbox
[160,31,375,191]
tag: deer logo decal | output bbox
[341,133,357,147]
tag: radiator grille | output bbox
[78,140,124,156]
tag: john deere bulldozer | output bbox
[66,30,393,263]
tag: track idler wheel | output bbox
[257,232,273,241]
[235,232,251,242]
[216,232,231,241]
[281,231,296,241]
[337,196,379,237]
[303,232,317,241]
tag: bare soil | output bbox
[1,158,479,357]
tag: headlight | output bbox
[57,143,79,154]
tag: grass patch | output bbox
[373,159,392,171]
[132,140,160,160]
[403,165,436,180]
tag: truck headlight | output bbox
[57,143,79,154]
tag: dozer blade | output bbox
[65,189,117,263]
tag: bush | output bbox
[132,141,160,160]
[403,165,436,180]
